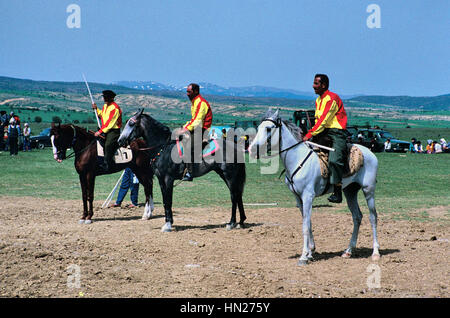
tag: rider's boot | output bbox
[327,184,342,203]
[182,163,194,181]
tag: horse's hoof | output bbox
[161,223,172,232]
[371,254,381,261]
[341,251,352,258]
[226,223,236,231]
[78,219,85,224]
[84,219,92,224]
[297,259,309,266]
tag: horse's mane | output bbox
[141,113,172,143]
[56,124,94,139]
[282,120,304,142]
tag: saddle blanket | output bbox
[97,141,133,164]
[317,144,364,179]
[176,139,220,158]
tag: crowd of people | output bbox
[0,110,32,155]
[408,137,449,154]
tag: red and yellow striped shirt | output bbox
[96,102,122,134]
[305,90,347,139]
[183,95,212,132]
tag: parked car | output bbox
[30,127,52,149]
[351,128,411,152]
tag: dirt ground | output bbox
[0,196,448,298]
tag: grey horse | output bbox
[249,109,380,266]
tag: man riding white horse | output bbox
[302,74,348,203]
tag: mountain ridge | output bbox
[0,76,449,110]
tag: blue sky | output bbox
[0,0,448,96]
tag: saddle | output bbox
[176,138,220,159]
[96,141,133,164]
[311,133,364,179]
[316,144,364,179]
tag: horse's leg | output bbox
[296,195,315,253]
[85,172,95,224]
[236,192,246,227]
[78,174,88,223]
[159,176,174,232]
[140,175,154,220]
[236,165,247,227]
[226,192,238,230]
[298,194,314,266]
[363,185,380,260]
[342,183,363,258]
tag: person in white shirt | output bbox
[23,123,31,151]
[384,138,392,152]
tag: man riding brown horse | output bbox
[92,90,122,172]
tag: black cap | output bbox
[102,90,116,99]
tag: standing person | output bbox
[92,90,122,172]
[7,118,20,156]
[303,74,348,203]
[23,123,31,151]
[0,111,7,150]
[10,111,20,127]
[180,83,213,181]
[112,168,139,208]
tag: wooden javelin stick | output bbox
[102,170,125,208]
[82,73,101,129]
[305,140,336,152]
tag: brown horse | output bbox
[50,123,154,224]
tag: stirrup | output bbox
[182,172,193,182]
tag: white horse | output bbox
[249,109,380,266]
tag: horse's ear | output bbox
[51,122,55,129]
[139,108,144,116]
[264,108,273,119]
[273,108,280,118]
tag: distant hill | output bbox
[348,94,450,111]
[0,76,140,95]
[1,76,449,111]
[113,80,316,100]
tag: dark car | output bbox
[30,127,52,149]
[351,128,411,152]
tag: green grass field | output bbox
[1,144,448,222]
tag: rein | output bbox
[56,126,96,160]
[262,118,314,183]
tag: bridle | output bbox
[53,125,96,161]
[260,117,314,186]
[261,118,304,155]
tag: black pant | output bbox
[9,137,18,155]
[186,128,207,174]
[104,129,120,166]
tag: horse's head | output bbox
[249,108,282,159]
[50,123,73,162]
[119,109,172,148]
[118,109,145,147]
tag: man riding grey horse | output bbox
[302,74,348,203]
[178,83,213,181]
